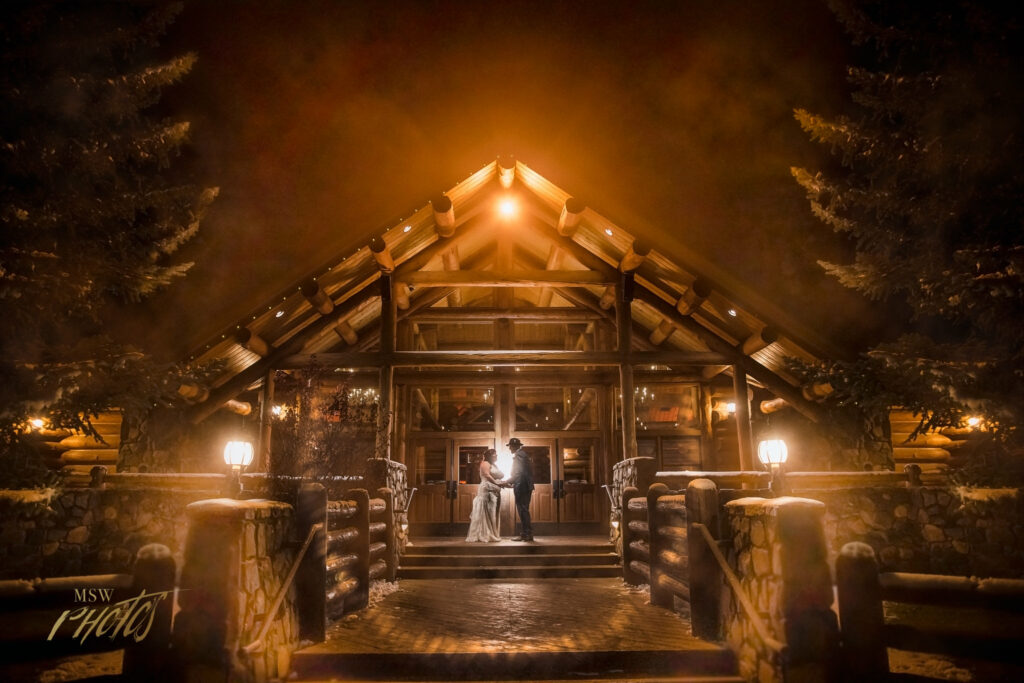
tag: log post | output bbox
[432,195,456,237]
[377,487,398,581]
[836,542,888,681]
[647,483,672,608]
[295,483,327,643]
[333,319,359,345]
[599,285,616,310]
[732,367,754,473]
[122,543,175,681]
[618,239,652,273]
[378,277,397,460]
[617,278,638,460]
[621,486,643,586]
[557,197,586,236]
[904,463,922,487]
[686,479,721,640]
[649,319,676,346]
[257,370,275,472]
[348,489,371,611]
[370,237,395,273]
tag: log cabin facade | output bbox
[185,157,839,535]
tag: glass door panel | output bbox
[558,439,599,522]
[409,439,452,524]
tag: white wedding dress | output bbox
[466,464,503,542]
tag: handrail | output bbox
[243,521,324,654]
[601,484,616,506]
[403,487,417,513]
[691,522,786,655]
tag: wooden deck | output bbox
[293,577,737,681]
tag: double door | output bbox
[408,436,600,534]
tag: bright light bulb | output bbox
[498,197,518,218]
[275,310,285,318]
[403,225,412,232]
[726,402,736,413]
[727,309,737,317]
[967,416,981,427]
[29,418,44,430]
[604,228,613,236]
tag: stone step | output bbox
[400,552,619,567]
[292,649,740,681]
[404,542,612,556]
[397,564,623,579]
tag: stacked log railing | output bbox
[836,541,1024,681]
[620,486,650,585]
[322,487,397,622]
[646,483,690,610]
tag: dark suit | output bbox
[507,448,535,539]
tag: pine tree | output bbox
[792,1,1024,458]
[0,2,217,484]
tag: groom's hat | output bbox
[507,437,522,450]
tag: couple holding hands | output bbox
[465,437,535,542]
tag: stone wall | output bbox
[175,498,299,683]
[366,458,409,553]
[722,496,838,683]
[0,479,221,579]
[799,485,1024,578]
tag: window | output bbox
[411,386,494,432]
[515,387,598,431]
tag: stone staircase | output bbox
[398,538,621,579]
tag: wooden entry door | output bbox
[454,439,497,523]
[408,438,452,525]
[517,439,556,525]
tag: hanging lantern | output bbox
[757,439,788,466]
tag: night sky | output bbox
[127,0,883,360]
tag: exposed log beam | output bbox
[537,244,564,307]
[281,349,730,369]
[395,283,411,310]
[741,326,779,356]
[761,398,788,414]
[497,154,516,189]
[649,319,676,346]
[599,285,616,310]
[178,382,209,403]
[803,382,834,401]
[402,269,613,288]
[409,307,602,322]
[618,239,652,273]
[441,246,462,307]
[333,319,358,346]
[370,237,395,273]
[556,197,586,236]
[432,194,456,237]
[552,286,657,352]
[222,399,252,416]
[189,279,381,423]
[677,278,712,316]
[701,365,729,380]
[234,328,273,357]
[632,286,826,423]
[301,279,334,316]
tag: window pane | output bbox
[458,445,491,484]
[562,445,593,483]
[414,442,447,485]
[637,437,658,459]
[411,386,494,432]
[521,445,552,484]
[661,437,702,469]
[635,383,701,433]
[515,387,597,431]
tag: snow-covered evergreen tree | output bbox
[0,2,217,484]
[792,1,1023,455]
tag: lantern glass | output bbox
[757,438,788,466]
[223,440,254,469]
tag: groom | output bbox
[504,437,535,541]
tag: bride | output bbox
[466,448,503,542]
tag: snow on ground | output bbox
[0,651,122,683]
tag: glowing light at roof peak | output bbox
[497,197,518,219]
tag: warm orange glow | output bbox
[497,197,518,218]
[29,418,44,430]
[726,402,736,414]
[967,416,981,428]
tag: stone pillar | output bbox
[722,496,839,683]
[174,498,297,683]
[686,478,721,640]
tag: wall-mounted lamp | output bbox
[224,440,254,498]
[757,438,788,496]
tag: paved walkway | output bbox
[305,578,713,655]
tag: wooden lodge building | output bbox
[182,157,842,536]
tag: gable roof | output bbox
[186,158,834,422]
